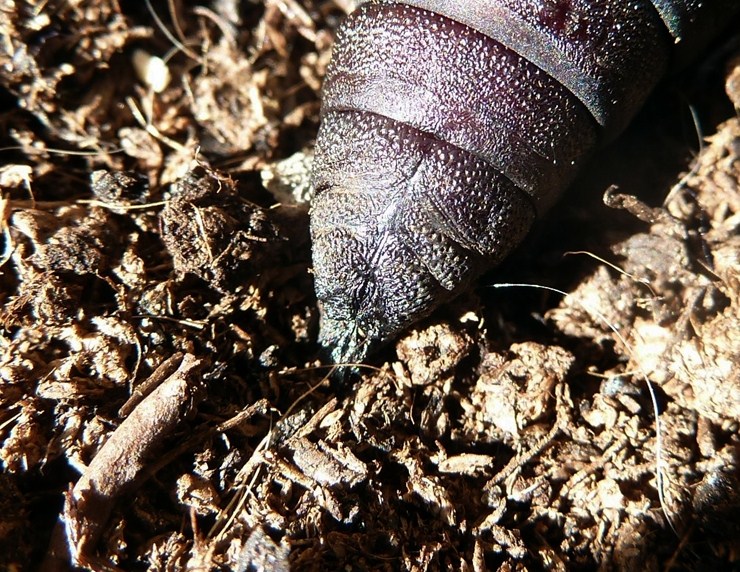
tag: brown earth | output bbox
[0,1,738,571]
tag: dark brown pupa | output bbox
[310,0,739,363]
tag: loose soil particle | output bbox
[0,1,738,571]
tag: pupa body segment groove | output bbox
[310,0,739,363]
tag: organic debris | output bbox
[0,1,738,571]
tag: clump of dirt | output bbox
[0,1,738,571]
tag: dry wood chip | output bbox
[399,457,456,527]
[395,322,474,386]
[436,453,494,476]
[290,437,368,488]
[727,55,740,109]
[175,473,220,516]
[469,343,574,437]
[44,353,205,570]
